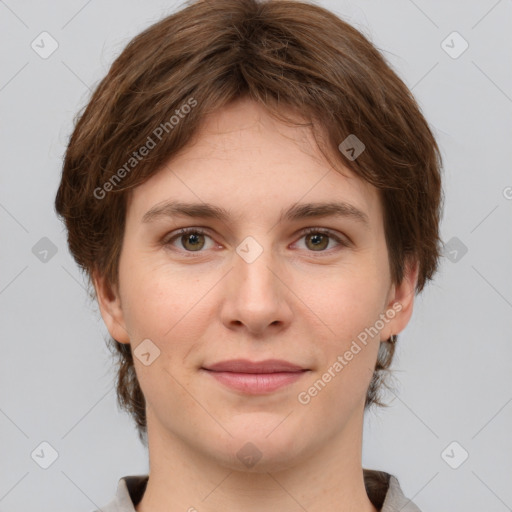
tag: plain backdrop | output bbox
[1,1,511,511]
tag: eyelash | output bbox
[162,227,349,256]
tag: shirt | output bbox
[93,469,422,511]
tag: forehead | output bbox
[126,98,383,230]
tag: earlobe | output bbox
[381,258,420,340]
[92,269,130,344]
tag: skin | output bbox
[94,97,418,512]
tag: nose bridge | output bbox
[233,234,280,303]
[221,232,292,332]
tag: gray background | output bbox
[1,1,511,511]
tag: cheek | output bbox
[301,273,385,410]
[310,266,387,401]
[320,265,387,338]
[119,265,207,393]
[119,257,210,342]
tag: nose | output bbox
[219,237,294,337]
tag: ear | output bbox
[92,268,130,344]
[380,257,420,341]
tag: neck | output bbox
[136,405,378,512]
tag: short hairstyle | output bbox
[55,0,443,444]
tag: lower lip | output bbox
[203,370,307,394]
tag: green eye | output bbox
[163,226,348,256]
[164,228,211,252]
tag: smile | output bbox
[201,359,310,394]
[202,370,308,394]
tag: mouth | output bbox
[201,359,310,394]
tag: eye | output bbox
[295,227,349,252]
[163,227,215,252]
[163,226,348,255]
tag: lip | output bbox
[204,359,306,373]
[201,359,309,394]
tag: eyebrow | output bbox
[141,200,370,227]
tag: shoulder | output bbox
[95,472,423,512]
[91,475,149,512]
[364,469,423,511]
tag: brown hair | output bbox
[55,0,443,444]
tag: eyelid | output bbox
[161,227,212,247]
[299,227,350,247]
[162,226,350,254]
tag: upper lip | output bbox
[203,359,307,373]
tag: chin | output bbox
[210,425,310,474]
[227,444,305,474]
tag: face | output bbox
[95,97,417,472]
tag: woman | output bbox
[55,1,443,510]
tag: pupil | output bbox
[308,233,328,251]
[183,233,204,250]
